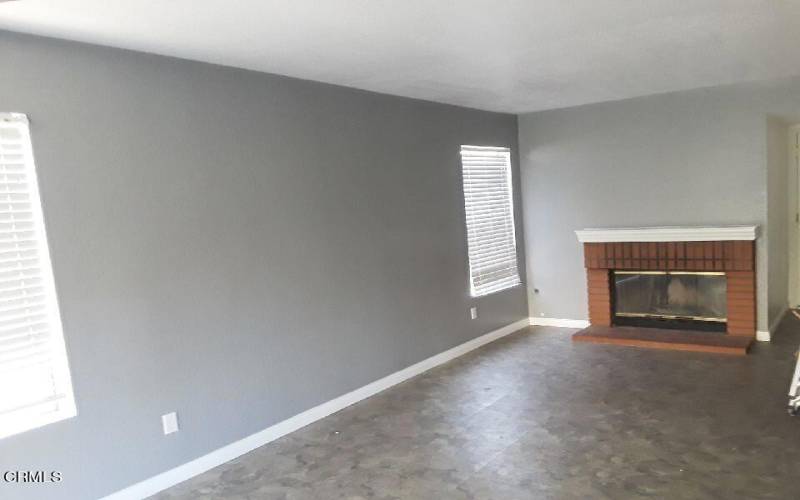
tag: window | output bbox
[0,113,75,439]
[460,145,521,297]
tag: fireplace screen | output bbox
[613,271,727,330]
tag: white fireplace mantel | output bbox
[574,226,759,243]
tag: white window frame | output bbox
[460,145,521,297]
[0,113,76,439]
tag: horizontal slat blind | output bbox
[0,113,75,439]
[460,145,520,297]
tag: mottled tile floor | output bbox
[154,321,800,499]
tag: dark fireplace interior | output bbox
[612,271,727,332]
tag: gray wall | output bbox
[766,117,790,328]
[0,31,527,500]
[519,78,800,333]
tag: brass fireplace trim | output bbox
[614,271,725,276]
[614,312,727,323]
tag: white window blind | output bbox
[460,145,521,297]
[0,113,75,439]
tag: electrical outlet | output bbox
[470,306,478,320]
[162,412,179,435]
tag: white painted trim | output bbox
[0,112,29,125]
[756,330,771,342]
[574,226,759,243]
[530,317,590,328]
[100,318,531,500]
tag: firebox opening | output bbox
[612,271,727,332]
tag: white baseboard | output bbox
[530,317,590,329]
[100,318,531,500]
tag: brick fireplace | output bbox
[573,226,758,354]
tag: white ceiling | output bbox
[2,0,799,113]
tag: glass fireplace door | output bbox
[613,271,727,331]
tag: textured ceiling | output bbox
[2,0,799,113]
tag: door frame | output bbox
[789,125,800,307]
